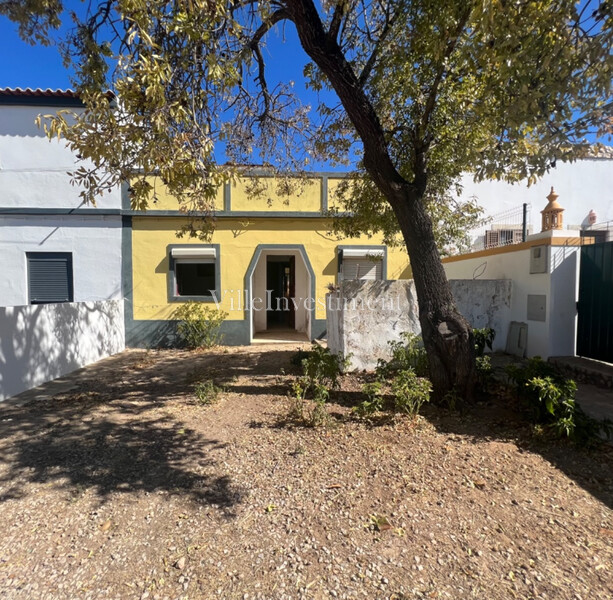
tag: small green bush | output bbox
[473,327,495,357]
[300,343,348,397]
[506,357,611,445]
[376,332,429,378]
[171,301,228,349]
[194,379,223,404]
[354,381,386,417]
[391,369,432,416]
[287,345,348,427]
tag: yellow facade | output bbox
[127,173,411,346]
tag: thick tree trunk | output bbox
[390,187,475,402]
[286,0,475,401]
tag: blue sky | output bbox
[0,19,74,90]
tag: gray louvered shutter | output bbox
[27,253,73,304]
[342,257,382,280]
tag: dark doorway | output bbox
[266,255,295,330]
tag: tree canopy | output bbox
[3,0,610,214]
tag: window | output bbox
[168,245,220,301]
[27,252,73,304]
[484,229,523,249]
[338,247,386,281]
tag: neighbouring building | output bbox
[458,153,613,250]
[0,88,125,400]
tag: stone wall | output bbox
[326,279,512,371]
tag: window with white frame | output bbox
[169,246,220,300]
[338,247,385,281]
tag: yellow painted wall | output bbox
[230,177,322,212]
[138,177,224,211]
[131,217,410,322]
[327,177,349,212]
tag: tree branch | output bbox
[284,0,411,199]
[328,1,345,41]
[357,5,400,87]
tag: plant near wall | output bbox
[171,302,228,349]
[391,369,432,417]
[473,328,495,357]
[376,333,429,379]
[506,357,611,446]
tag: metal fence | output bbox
[468,203,532,251]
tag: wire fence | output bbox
[468,203,532,251]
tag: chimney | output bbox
[541,187,564,232]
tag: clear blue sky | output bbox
[0,18,74,89]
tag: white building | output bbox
[0,88,125,401]
[458,154,613,249]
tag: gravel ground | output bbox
[0,345,612,600]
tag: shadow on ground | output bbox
[420,395,613,512]
[0,350,254,509]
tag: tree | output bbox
[3,0,611,400]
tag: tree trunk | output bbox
[286,0,475,401]
[390,187,475,402]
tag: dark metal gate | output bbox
[577,241,613,363]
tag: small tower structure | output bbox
[541,187,564,232]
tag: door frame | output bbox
[245,245,316,342]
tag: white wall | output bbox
[327,279,512,371]
[0,215,123,307]
[0,300,125,401]
[0,105,121,209]
[459,158,613,232]
[442,242,581,358]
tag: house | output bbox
[125,174,412,347]
[0,87,411,400]
[0,88,125,400]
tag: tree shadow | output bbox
[420,396,613,511]
[0,354,250,511]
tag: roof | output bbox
[0,87,84,107]
[0,87,114,107]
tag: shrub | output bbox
[354,381,386,417]
[171,301,228,349]
[473,327,495,357]
[376,332,429,379]
[475,354,493,388]
[194,379,223,404]
[300,343,348,396]
[506,357,611,445]
[287,344,348,427]
[391,369,432,416]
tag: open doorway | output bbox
[250,247,311,343]
[266,255,295,330]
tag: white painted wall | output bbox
[0,300,125,401]
[0,105,121,209]
[0,215,123,306]
[459,158,613,232]
[442,241,581,358]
